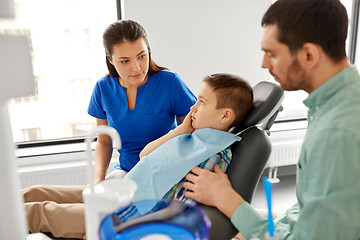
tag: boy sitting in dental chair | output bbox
[124,73,253,207]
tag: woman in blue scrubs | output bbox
[88,19,197,183]
[23,19,196,239]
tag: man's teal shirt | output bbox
[231,65,360,240]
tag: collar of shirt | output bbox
[303,65,359,122]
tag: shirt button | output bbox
[315,106,320,110]
[310,116,314,121]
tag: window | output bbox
[0,0,117,143]
[22,127,41,141]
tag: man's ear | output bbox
[298,43,321,69]
[220,109,234,124]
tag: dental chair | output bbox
[199,81,284,240]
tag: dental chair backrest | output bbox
[199,81,284,240]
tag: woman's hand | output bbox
[182,165,244,219]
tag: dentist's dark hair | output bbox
[103,19,167,77]
[262,0,348,61]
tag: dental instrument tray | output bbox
[99,199,211,240]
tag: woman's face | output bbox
[109,38,150,88]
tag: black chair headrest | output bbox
[230,81,284,134]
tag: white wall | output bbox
[123,0,272,93]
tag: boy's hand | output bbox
[177,111,195,134]
[140,111,195,158]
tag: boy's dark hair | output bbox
[103,19,167,77]
[203,73,253,127]
[262,0,348,61]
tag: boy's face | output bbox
[190,83,227,130]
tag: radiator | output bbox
[267,140,303,168]
[18,155,118,189]
[19,164,88,188]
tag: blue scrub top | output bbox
[88,70,197,171]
